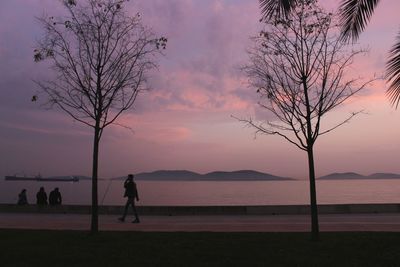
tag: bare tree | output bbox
[240,0,372,240]
[34,0,166,234]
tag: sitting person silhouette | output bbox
[36,187,48,205]
[49,187,62,205]
[17,189,28,205]
[119,174,140,223]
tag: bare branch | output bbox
[242,0,371,152]
[232,115,307,151]
[319,110,364,136]
[34,0,166,140]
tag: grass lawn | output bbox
[1,230,400,266]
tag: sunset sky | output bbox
[1,0,400,179]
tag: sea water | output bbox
[1,179,400,206]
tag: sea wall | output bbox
[1,203,400,215]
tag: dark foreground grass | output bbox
[1,230,400,267]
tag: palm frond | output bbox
[339,0,381,42]
[386,30,400,108]
[259,0,297,22]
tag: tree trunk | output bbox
[90,124,101,234]
[307,145,319,241]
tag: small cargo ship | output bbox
[4,175,79,182]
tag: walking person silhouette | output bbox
[119,174,140,223]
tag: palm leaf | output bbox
[339,0,381,42]
[386,31,400,108]
[259,0,297,22]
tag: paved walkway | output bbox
[2,213,400,232]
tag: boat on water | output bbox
[4,175,79,182]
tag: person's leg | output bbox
[131,200,139,223]
[119,200,129,221]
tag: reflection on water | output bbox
[1,179,400,206]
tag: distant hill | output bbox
[318,172,364,180]
[112,170,294,181]
[202,170,292,181]
[135,170,202,181]
[319,172,400,180]
[367,173,400,179]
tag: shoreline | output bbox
[1,203,400,215]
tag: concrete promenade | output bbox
[2,213,400,232]
[2,204,400,232]
[2,203,400,215]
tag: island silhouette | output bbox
[318,172,400,180]
[112,170,294,181]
